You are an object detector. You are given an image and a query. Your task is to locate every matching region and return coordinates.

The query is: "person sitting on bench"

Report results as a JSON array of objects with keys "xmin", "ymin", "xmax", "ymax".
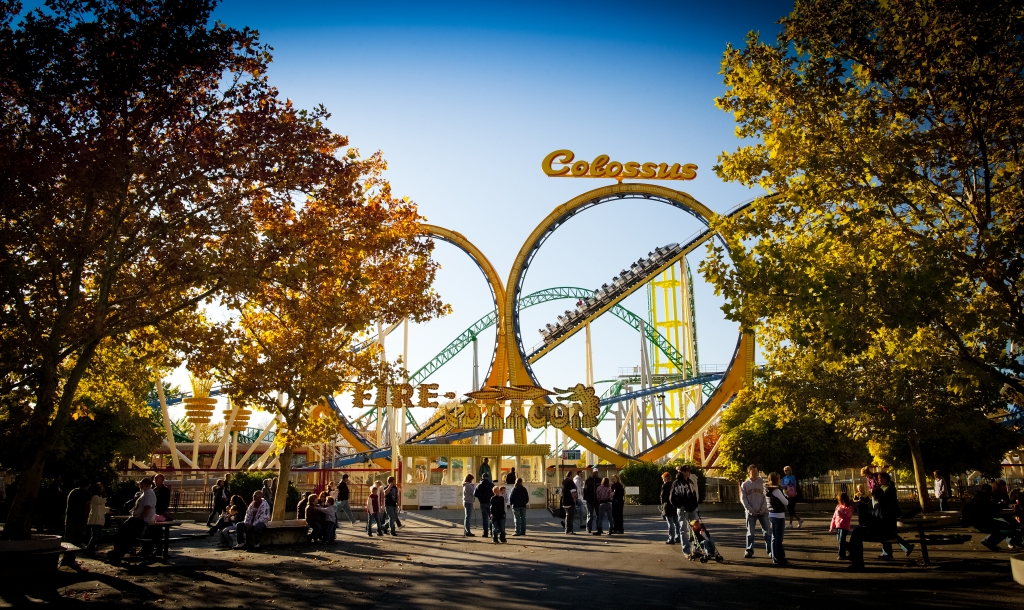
[
  {"xmin": 234, "ymin": 490, "xmax": 270, "ymax": 550},
  {"xmin": 107, "ymin": 478, "xmax": 156, "ymax": 565}
]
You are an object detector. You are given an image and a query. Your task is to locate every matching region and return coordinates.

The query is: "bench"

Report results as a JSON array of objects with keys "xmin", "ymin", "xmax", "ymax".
[{"xmin": 263, "ymin": 520, "xmax": 310, "ymax": 546}]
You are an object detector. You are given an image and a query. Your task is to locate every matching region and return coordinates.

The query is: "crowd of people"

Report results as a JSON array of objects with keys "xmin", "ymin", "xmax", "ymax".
[{"xmin": 7, "ymin": 458, "xmax": 1022, "ymax": 571}]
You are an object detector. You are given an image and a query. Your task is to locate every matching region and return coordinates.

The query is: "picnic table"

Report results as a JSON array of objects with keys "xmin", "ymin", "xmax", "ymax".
[{"xmin": 142, "ymin": 520, "xmax": 183, "ymax": 561}]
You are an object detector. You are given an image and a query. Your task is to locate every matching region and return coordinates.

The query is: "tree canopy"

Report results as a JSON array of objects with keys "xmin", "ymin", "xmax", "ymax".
[
  {"xmin": 703, "ymin": 0, "xmax": 1023, "ymax": 502},
  {"xmin": 0, "ymin": 0, "xmax": 441, "ymax": 538}
]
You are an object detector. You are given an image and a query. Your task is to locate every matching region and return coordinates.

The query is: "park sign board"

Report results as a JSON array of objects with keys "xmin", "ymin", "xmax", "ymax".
[
  {"xmin": 542, "ymin": 149, "xmax": 697, "ymax": 182},
  {"xmin": 350, "ymin": 382, "xmax": 600, "ymax": 431}
]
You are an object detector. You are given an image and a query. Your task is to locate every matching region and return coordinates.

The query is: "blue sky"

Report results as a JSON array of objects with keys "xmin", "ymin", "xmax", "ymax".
[{"xmin": 159, "ymin": 1, "xmax": 793, "ymax": 426}]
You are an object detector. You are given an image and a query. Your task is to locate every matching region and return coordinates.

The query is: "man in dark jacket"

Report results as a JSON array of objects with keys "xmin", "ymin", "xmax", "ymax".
[
  {"xmin": 474, "ymin": 477, "xmax": 495, "ymax": 538},
  {"xmin": 877, "ymin": 472, "xmax": 912, "ymax": 558},
  {"xmin": 510, "ymin": 478, "xmax": 530, "ymax": 536},
  {"xmin": 337, "ymin": 474, "xmax": 356, "ymax": 524},
  {"xmin": 583, "ymin": 468, "xmax": 601, "ymax": 533}
]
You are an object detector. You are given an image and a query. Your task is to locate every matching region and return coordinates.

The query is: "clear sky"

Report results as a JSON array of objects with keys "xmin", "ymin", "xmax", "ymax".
[{"xmin": 159, "ymin": 0, "xmax": 793, "ymax": 428}]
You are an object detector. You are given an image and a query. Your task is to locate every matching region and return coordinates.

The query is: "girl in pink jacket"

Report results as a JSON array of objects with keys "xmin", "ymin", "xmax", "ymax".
[{"xmin": 830, "ymin": 492, "xmax": 854, "ymax": 560}]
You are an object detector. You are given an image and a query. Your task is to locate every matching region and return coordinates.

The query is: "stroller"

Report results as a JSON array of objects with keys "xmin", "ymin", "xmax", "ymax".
[{"xmin": 687, "ymin": 516, "xmax": 724, "ymax": 563}]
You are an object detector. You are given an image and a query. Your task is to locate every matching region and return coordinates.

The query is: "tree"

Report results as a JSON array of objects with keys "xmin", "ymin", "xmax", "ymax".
[
  {"xmin": 219, "ymin": 167, "xmax": 448, "ymax": 520},
  {"xmin": 717, "ymin": 376, "xmax": 871, "ymax": 481},
  {"xmin": 0, "ymin": 0, "xmax": 370, "ymax": 539},
  {"xmin": 703, "ymin": 0, "xmax": 1024, "ymax": 510}
]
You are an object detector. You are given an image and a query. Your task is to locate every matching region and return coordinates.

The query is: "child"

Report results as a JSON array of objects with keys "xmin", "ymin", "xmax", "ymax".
[
  {"xmin": 366, "ymin": 482, "xmax": 382, "ymax": 537},
  {"xmin": 853, "ymin": 484, "xmax": 872, "ymax": 526},
  {"xmin": 489, "ymin": 486, "xmax": 507, "ymax": 544},
  {"xmin": 317, "ymin": 496, "xmax": 338, "ymax": 543},
  {"xmin": 765, "ymin": 471, "xmax": 789, "ymax": 566},
  {"xmin": 830, "ymin": 492, "xmax": 854, "ymax": 560},
  {"xmin": 689, "ymin": 519, "xmax": 717, "ymax": 557}
]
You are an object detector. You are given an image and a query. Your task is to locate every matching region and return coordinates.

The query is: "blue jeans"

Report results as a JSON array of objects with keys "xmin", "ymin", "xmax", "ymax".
[
  {"xmin": 492, "ymin": 516, "xmax": 506, "ymax": 541},
  {"xmin": 382, "ymin": 506, "xmax": 398, "ymax": 535},
  {"xmin": 480, "ymin": 503, "xmax": 490, "ymax": 536},
  {"xmin": 597, "ymin": 503, "xmax": 613, "ymax": 533},
  {"xmin": 366, "ymin": 512, "xmax": 381, "ymax": 535},
  {"xmin": 746, "ymin": 512, "xmax": 770, "ymax": 554},
  {"xmin": 586, "ymin": 501, "xmax": 598, "ymax": 532},
  {"xmin": 464, "ymin": 502, "xmax": 474, "ymax": 534},
  {"xmin": 981, "ymin": 518, "xmax": 1016, "ymax": 547},
  {"xmin": 770, "ymin": 516, "xmax": 786, "ymax": 562},
  {"xmin": 513, "ymin": 507, "xmax": 526, "ymax": 535},
  {"xmin": 836, "ymin": 528, "xmax": 848, "ymax": 557},
  {"xmin": 677, "ymin": 508, "xmax": 697, "ymax": 553},
  {"xmin": 664, "ymin": 510, "xmax": 681, "ymax": 542},
  {"xmin": 938, "ymin": 497, "xmax": 949, "ymax": 512}
]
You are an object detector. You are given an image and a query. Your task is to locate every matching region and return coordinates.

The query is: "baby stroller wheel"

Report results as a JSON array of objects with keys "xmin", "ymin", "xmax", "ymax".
[
  {"xmin": 715, "ymin": 555, "xmax": 724, "ymax": 563},
  {"xmin": 700, "ymin": 556, "xmax": 708, "ymax": 563}
]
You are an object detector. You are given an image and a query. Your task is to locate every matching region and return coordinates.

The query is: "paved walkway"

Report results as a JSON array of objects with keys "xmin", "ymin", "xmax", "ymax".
[{"xmin": 1, "ymin": 510, "xmax": 1019, "ymax": 608}]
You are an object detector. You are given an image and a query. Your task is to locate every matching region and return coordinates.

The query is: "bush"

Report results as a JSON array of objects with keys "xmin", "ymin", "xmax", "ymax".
[
  {"xmin": 618, "ymin": 460, "xmax": 705, "ymax": 505},
  {"xmin": 226, "ymin": 471, "xmax": 299, "ymax": 511}
]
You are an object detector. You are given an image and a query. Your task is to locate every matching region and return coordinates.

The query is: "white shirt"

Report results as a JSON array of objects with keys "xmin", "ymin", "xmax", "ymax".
[
  {"xmin": 132, "ymin": 488, "xmax": 157, "ymax": 524},
  {"xmin": 87, "ymin": 495, "xmax": 109, "ymax": 526},
  {"xmin": 572, "ymin": 476, "xmax": 583, "ymax": 500}
]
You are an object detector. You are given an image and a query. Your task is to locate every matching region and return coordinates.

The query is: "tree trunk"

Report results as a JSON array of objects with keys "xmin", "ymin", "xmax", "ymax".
[
  {"xmin": 908, "ymin": 431, "xmax": 932, "ymax": 513},
  {"xmin": 2, "ymin": 341, "xmax": 98, "ymax": 540},
  {"xmin": 272, "ymin": 445, "xmax": 294, "ymax": 521}
]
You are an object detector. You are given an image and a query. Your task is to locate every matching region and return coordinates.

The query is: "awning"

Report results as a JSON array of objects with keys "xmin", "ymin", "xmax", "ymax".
[{"xmin": 398, "ymin": 443, "xmax": 550, "ymax": 458}]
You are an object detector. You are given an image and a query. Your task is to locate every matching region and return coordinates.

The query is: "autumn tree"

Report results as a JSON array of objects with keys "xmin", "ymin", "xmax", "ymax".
[
  {"xmin": 703, "ymin": 0, "xmax": 1024, "ymax": 508},
  {"xmin": 220, "ymin": 170, "xmax": 447, "ymax": 520},
  {"xmin": 0, "ymin": 0, "xmax": 364, "ymax": 539}
]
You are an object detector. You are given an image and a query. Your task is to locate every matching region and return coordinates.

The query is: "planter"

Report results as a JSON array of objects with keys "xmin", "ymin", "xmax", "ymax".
[
  {"xmin": 0, "ymin": 534, "xmax": 63, "ymax": 553},
  {"xmin": 1011, "ymin": 553, "xmax": 1024, "ymax": 586}
]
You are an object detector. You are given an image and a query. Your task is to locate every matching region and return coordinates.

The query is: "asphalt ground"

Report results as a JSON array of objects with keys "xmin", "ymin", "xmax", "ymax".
[{"xmin": 1, "ymin": 509, "xmax": 1020, "ymax": 608}]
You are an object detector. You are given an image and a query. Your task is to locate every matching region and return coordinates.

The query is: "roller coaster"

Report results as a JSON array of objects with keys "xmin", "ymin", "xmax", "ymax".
[{"xmin": 152, "ymin": 183, "xmax": 757, "ymax": 470}]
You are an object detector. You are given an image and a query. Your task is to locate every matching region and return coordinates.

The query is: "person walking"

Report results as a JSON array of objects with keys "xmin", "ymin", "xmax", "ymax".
[
  {"xmin": 781, "ymin": 466, "xmax": 803, "ymax": 528},
  {"xmin": 573, "ymin": 470, "xmax": 585, "ymax": 529},
  {"xmin": 381, "ymin": 476, "xmax": 400, "ymax": 536},
  {"xmin": 64, "ymin": 478, "xmax": 91, "ymax": 549},
  {"xmin": 207, "ymin": 479, "xmax": 228, "ymax": 527},
  {"xmin": 583, "ymin": 467, "xmax": 601, "ymax": 533},
  {"xmin": 610, "ymin": 474, "xmax": 625, "ymax": 534},
  {"xmin": 660, "ymin": 471, "xmax": 680, "ymax": 545},
  {"xmin": 671, "ymin": 465, "xmax": 700, "ymax": 558},
  {"xmin": 561, "ymin": 472, "xmax": 579, "ymax": 534},
  {"xmin": 337, "ymin": 474, "xmax": 357, "ymax": 525},
  {"xmin": 510, "ymin": 478, "xmax": 529, "ymax": 536},
  {"xmin": 740, "ymin": 464, "xmax": 770, "ymax": 558},
  {"xmin": 365, "ymin": 482, "xmax": 383, "ymax": 537},
  {"xmin": 765, "ymin": 471, "xmax": 789, "ymax": 566},
  {"xmin": 595, "ymin": 477, "xmax": 614, "ymax": 535},
  {"xmin": 474, "ymin": 475, "xmax": 494, "ymax": 538},
  {"xmin": 934, "ymin": 470, "xmax": 951, "ymax": 512},
  {"xmin": 877, "ymin": 472, "xmax": 913, "ymax": 556},
  {"xmin": 830, "ymin": 492, "xmax": 854, "ymax": 560},
  {"xmin": 489, "ymin": 486, "xmax": 508, "ymax": 543},
  {"xmin": 462, "ymin": 474, "xmax": 477, "ymax": 537},
  {"xmin": 84, "ymin": 482, "xmax": 109, "ymax": 557}
]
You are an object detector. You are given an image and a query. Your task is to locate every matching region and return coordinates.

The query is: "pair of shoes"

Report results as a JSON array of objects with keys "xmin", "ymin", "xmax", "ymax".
[
  {"xmin": 232, "ymin": 544, "xmax": 244, "ymax": 550},
  {"xmin": 500, "ymin": 538, "xmax": 507, "ymax": 543},
  {"xmin": 493, "ymin": 539, "xmax": 500, "ymax": 544},
  {"xmin": 367, "ymin": 534, "xmax": 373, "ymax": 538},
  {"xmin": 513, "ymin": 533, "xmax": 522, "ymax": 536},
  {"xmin": 593, "ymin": 531, "xmax": 602, "ymax": 536},
  {"xmin": 744, "ymin": 551, "xmax": 753, "ymax": 558},
  {"xmin": 903, "ymin": 544, "xmax": 914, "ymax": 556},
  {"xmin": 465, "ymin": 532, "xmax": 475, "ymax": 537},
  {"xmin": 398, "ymin": 523, "xmax": 405, "ymax": 528},
  {"xmin": 390, "ymin": 533, "xmax": 397, "ymax": 537},
  {"xmin": 877, "ymin": 553, "xmax": 892, "ymax": 560},
  {"xmin": 252, "ymin": 543, "xmax": 260, "ymax": 549},
  {"xmin": 774, "ymin": 559, "xmax": 789, "ymax": 566},
  {"xmin": 981, "ymin": 540, "xmax": 1001, "ymax": 552},
  {"xmin": 797, "ymin": 519, "xmax": 804, "ymax": 529},
  {"xmin": 838, "ymin": 554, "xmax": 847, "ymax": 560}
]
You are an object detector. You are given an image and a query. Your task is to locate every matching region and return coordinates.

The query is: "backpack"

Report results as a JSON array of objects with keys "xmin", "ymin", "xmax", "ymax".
[{"xmin": 671, "ymin": 477, "xmax": 699, "ymax": 512}]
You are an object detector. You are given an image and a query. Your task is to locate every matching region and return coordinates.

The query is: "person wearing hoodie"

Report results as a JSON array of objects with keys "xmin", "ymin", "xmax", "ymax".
[
  {"xmin": 765, "ymin": 471, "xmax": 789, "ymax": 566},
  {"xmin": 474, "ymin": 476, "xmax": 495, "ymax": 539},
  {"xmin": 509, "ymin": 478, "xmax": 530, "ymax": 536},
  {"xmin": 740, "ymin": 464, "xmax": 770, "ymax": 559},
  {"xmin": 462, "ymin": 474, "xmax": 477, "ymax": 537},
  {"xmin": 489, "ymin": 486, "xmax": 508, "ymax": 543}
]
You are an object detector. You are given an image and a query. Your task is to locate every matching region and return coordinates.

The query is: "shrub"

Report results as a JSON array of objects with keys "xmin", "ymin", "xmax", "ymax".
[
  {"xmin": 226, "ymin": 471, "xmax": 299, "ymax": 511},
  {"xmin": 618, "ymin": 459, "xmax": 705, "ymax": 505}
]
